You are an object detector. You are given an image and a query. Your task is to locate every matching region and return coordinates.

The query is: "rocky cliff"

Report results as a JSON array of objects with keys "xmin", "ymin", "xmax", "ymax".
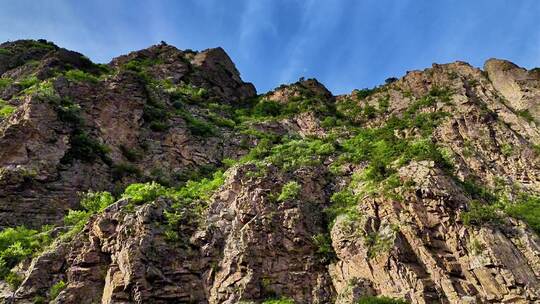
[{"xmin": 0, "ymin": 40, "xmax": 539, "ymax": 304}]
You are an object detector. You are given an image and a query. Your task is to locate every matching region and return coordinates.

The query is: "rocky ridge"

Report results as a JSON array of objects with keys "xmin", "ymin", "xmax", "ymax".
[{"xmin": 0, "ymin": 40, "xmax": 538, "ymax": 303}]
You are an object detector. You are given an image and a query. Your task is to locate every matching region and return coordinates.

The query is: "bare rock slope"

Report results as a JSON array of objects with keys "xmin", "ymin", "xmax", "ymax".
[{"xmin": 0, "ymin": 40, "xmax": 539, "ymax": 304}]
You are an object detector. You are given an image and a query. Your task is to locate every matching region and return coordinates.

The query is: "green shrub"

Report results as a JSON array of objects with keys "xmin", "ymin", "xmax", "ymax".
[
  {"xmin": 321, "ymin": 116, "xmax": 338, "ymax": 128},
  {"xmin": 356, "ymin": 296, "xmax": 408, "ymax": 304},
  {"xmin": 123, "ymin": 60, "xmax": 144, "ymax": 72},
  {"xmin": 533, "ymin": 144, "xmax": 540, "ymax": 156},
  {"xmin": 326, "ymin": 189, "xmax": 360, "ymax": 227},
  {"xmin": 312, "ymin": 233, "xmax": 335, "ymax": 262},
  {"xmin": 177, "ymin": 110, "xmax": 215, "ymax": 137},
  {"xmin": 149, "ymin": 121, "xmax": 169, "ymax": 132},
  {"xmin": 119, "ymin": 145, "xmax": 142, "ymax": 162},
  {"xmin": 459, "ymin": 179, "xmax": 498, "ymax": 203},
  {"xmin": 22, "ymin": 80, "xmax": 57, "ymax": 98},
  {"xmin": 0, "ymin": 48, "xmax": 12, "ymax": 56},
  {"xmin": 53, "ymin": 97, "xmax": 110, "ymax": 165},
  {"xmin": 56, "ymin": 101, "xmax": 82, "ymax": 125},
  {"xmin": 172, "ymin": 170, "xmax": 225, "ymax": 202},
  {"xmin": 517, "ymin": 109, "xmax": 535, "ymax": 123},
  {"xmin": 364, "ymin": 228, "xmax": 397, "ymax": 259},
  {"xmin": 122, "ymin": 58, "xmax": 162, "ymax": 73},
  {"xmin": 262, "ymin": 298, "xmax": 295, "ymax": 304},
  {"xmin": 377, "ymin": 96, "xmax": 390, "ymax": 113},
  {"xmin": 143, "ymin": 103, "xmax": 167, "ymax": 122},
  {"xmin": 143, "ymin": 103, "xmax": 169, "ymax": 132},
  {"xmin": 61, "ymin": 132, "xmax": 110, "ymax": 164},
  {"xmin": 461, "ymin": 200, "xmax": 502, "ymax": 226},
  {"xmin": 63, "ymin": 209, "xmax": 89, "ymax": 227},
  {"xmin": 277, "ymin": 181, "xmax": 301, "ymax": 202},
  {"xmin": 49, "ymin": 280, "xmax": 66, "ymax": 300},
  {"xmin": 62, "ymin": 192, "xmax": 115, "ymax": 240},
  {"xmin": 25, "ymin": 40, "xmax": 56, "ymax": 51},
  {"xmin": 64, "ymin": 69, "xmax": 99, "ymax": 83},
  {"xmin": 0, "ymin": 99, "xmax": 16, "ymax": 118},
  {"xmin": 80, "ymin": 192, "xmax": 115, "ymax": 213},
  {"xmin": 363, "ymin": 104, "xmax": 377, "ymax": 119},
  {"xmin": 208, "ymin": 112, "xmax": 236, "ymax": 128},
  {"xmin": 0, "ymin": 77, "xmax": 13, "ymax": 91},
  {"xmin": 166, "ymin": 84, "xmax": 208, "ymax": 103},
  {"xmin": 174, "ymin": 163, "xmax": 218, "ymax": 185},
  {"xmin": 17, "ymin": 76, "xmax": 39, "ymax": 90},
  {"xmin": 0, "ymin": 226, "xmax": 52, "ymax": 279},
  {"xmin": 147, "ymin": 168, "xmax": 173, "ymax": 187},
  {"xmin": 262, "ymin": 138, "xmax": 335, "ymax": 171},
  {"xmin": 468, "ymin": 238, "xmax": 485, "ymax": 255},
  {"xmin": 355, "ymin": 88, "xmax": 376, "ymax": 100},
  {"xmin": 122, "ymin": 182, "xmax": 169, "ymax": 205},
  {"xmin": 164, "ymin": 171, "xmax": 225, "ymax": 241},
  {"xmin": 242, "ymin": 89, "xmax": 332, "ymax": 120},
  {"xmin": 501, "ymin": 143, "xmax": 513, "ymax": 156},
  {"xmin": 337, "ymin": 89, "xmax": 452, "ymax": 188},
  {"xmin": 505, "ymin": 194, "xmax": 540, "ymax": 233},
  {"xmin": 185, "ymin": 116, "xmax": 214, "ymax": 136},
  {"xmin": 385, "ymin": 77, "xmax": 398, "ymax": 84},
  {"xmin": 5, "ymin": 271, "xmax": 22, "ymax": 289},
  {"xmin": 253, "ymin": 99, "xmax": 281, "ymax": 117}
]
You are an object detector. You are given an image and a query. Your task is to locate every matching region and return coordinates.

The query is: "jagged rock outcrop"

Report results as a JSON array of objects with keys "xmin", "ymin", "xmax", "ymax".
[
  {"xmin": 0, "ymin": 40, "xmax": 539, "ymax": 304},
  {"xmin": 0, "ymin": 40, "xmax": 256, "ymax": 228},
  {"xmin": 484, "ymin": 59, "xmax": 540, "ymax": 119}
]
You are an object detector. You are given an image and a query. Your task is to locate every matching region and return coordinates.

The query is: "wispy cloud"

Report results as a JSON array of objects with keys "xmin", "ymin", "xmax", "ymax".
[
  {"xmin": 238, "ymin": 0, "xmax": 278, "ymax": 60},
  {"xmin": 276, "ymin": 0, "xmax": 346, "ymax": 86},
  {"xmin": 0, "ymin": 0, "xmax": 538, "ymax": 93}
]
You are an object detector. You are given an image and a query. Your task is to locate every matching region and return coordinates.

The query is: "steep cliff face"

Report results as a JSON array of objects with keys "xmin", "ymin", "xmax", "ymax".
[
  {"xmin": 0, "ymin": 40, "xmax": 539, "ymax": 304},
  {"xmin": 0, "ymin": 40, "xmax": 255, "ymax": 228}
]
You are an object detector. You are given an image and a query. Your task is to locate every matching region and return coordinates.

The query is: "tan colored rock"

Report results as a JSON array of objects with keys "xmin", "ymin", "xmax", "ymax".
[{"xmin": 485, "ymin": 58, "xmax": 540, "ymax": 120}]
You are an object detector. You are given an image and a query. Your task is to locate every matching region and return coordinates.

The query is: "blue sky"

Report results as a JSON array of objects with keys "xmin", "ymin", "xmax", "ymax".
[{"xmin": 0, "ymin": 0, "xmax": 539, "ymax": 94}]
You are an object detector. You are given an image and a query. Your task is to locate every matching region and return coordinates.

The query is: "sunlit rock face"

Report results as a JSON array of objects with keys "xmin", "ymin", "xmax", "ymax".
[{"xmin": 0, "ymin": 40, "xmax": 539, "ymax": 304}]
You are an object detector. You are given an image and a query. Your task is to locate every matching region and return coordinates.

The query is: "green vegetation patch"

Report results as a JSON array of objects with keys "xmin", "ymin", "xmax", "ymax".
[
  {"xmin": 121, "ymin": 171, "xmax": 226, "ymax": 242},
  {"xmin": 505, "ymin": 194, "xmax": 540, "ymax": 233},
  {"xmin": 143, "ymin": 101, "xmax": 170, "ymax": 132},
  {"xmin": 312, "ymin": 232, "xmax": 336, "ymax": 262},
  {"xmin": 0, "ymin": 225, "xmax": 52, "ymax": 284},
  {"xmin": 517, "ymin": 109, "xmax": 535, "ymax": 123},
  {"xmin": 0, "ymin": 48, "xmax": 12, "ymax": 56},
  {"xmin": 335, "ymin": 88, "xmax": 453, "ymax": 183},
  {"xmin": 177, "ymin": 109, "xmax": 215, "ymax": 137},
  {"xmin": 164, "ymin": 171, "xmax": 226, "ymax": 241},
  {"xmin": 356, "ymin": 296, "xmax": 408, "ymax": 304},
  {"xmin": 326, "ymin": 189, "xmax": 360, "ymax": 227},
  {"xmin": 61, "ymin": 132, "xmax": 111, "ymax": 164},
  {"xmin": 112, "ymin": 162, "xmax": 141, "ymax": 181},
  {"xmin": 123, "ymin": 57, "xmax": 163, "ymax": 74},
  {"xmin": 277, "ymin": 181, "xmax": 301, "ymax": 202},
  {"xmin": 62, "ymin": 192, "xmax": 115, "ymax": 240},
  {"xmin": 167, "ymin": 83, "xmax": 208, "ymax": 103},
  {"xmin": 17, "ymin": 75, "xmax": 39, "ymax": 90},
  {"xmin": 0, "ymin": 77, "xmax": 13, "ymax": 91},
  {"xmin": 64, "ymin": 69, "xmax": 99, "ymax": 83},
  {"xmin": 243, "ymin": 137, "xmax": 335, "ymax": 172},
  {"xmin": 49, "ymin": 280, "xmax": 66, "ymax": 300},
  {"xmin": 0, "ymin": 99, "xmax": 16, "ymax": 118},
  {"xmin": 461, "ymin": 200, "xmax": 502, "ymax": 226},
  {"xmin": 459, "ymin": 178, "xmax": 540, "ymax": 234},
  {"xmin": 262, "ymin": 298, "xmax": 295, "ymax": 304}
]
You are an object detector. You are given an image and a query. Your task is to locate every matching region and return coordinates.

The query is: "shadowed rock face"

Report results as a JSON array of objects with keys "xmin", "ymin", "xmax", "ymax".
[{"xmin": 0, "ymin": 40, "xmax": 540, "ymax": 304}]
